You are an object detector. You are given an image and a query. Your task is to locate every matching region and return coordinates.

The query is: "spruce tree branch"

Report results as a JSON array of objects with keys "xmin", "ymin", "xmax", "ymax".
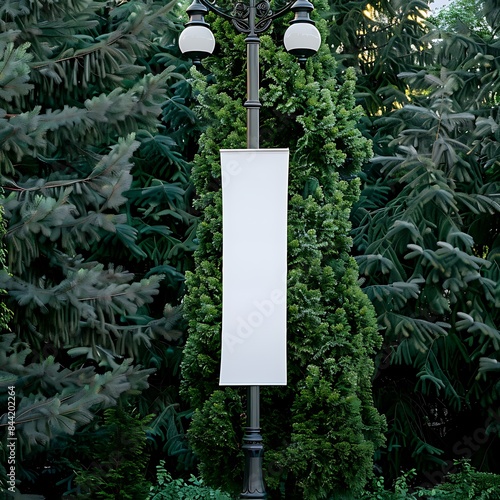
[{"xmin": 31, "ymin": 29, "xmax": 126, "ymax": 69}]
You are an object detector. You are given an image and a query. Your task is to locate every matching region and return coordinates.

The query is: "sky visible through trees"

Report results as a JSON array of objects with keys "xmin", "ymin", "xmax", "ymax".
[{"xmin": 432, "ymin": 0, "xmax": 451, "ymax": 9}]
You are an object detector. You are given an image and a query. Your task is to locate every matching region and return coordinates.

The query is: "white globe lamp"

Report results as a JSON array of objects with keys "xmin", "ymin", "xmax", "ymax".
[
  {"xmin": 283, "ymin": 0, "xmax": 321, "ymax": 63},
  {"xmin": 178, "ymin": 0, "xmax": 215, "ymax": 65}
]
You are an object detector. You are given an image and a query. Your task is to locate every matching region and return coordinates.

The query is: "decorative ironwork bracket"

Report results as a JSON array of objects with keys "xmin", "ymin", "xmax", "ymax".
[{"xmin": 197, "ymin": 0, "xmax": 295, "ymax": 34}]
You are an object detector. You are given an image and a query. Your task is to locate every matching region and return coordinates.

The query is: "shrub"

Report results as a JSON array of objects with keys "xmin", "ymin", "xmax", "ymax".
[
  {"xmin": 73, "ymin": 407, "xmax": 152, "ymax": 500},
  {"xmin": 149, "ymin": 461, "xmax": 234, "ymax": 499},
  {"xmin": 362, "ymin": 461, "xmax": 500, "ymax": 500}
]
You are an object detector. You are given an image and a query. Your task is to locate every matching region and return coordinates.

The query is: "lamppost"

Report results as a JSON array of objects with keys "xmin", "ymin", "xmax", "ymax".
[{"xmin": 178, "ymin": 1, "xmax": 320, "ymax": 498}]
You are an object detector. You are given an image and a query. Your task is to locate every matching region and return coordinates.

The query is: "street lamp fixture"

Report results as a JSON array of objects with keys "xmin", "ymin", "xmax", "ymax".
[
  {"xmin": 283, "ymin": 0, "xmax": 321, "ymax": 63},
  {"xmin": 179, "ymin": 0, "xmax": 321, "ymax": 498},
  {"xmin": 179, "ymin": 0, "xmax": 321, "ymax": 66},
  {"xmin": 178, "ymin": 0, "xmax": 216, "ymax": 66}
]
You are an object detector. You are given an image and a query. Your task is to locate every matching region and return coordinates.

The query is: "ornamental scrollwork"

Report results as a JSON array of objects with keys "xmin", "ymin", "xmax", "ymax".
[{"xmin": 198, "ymin": 0, "xmax": 294, "ymax": 35}]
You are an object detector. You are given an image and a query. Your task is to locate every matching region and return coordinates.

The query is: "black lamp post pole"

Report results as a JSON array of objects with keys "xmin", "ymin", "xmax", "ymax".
[
  {"xmin": 241, "ymin": 2, "xmax": 266, "ymax": 496},
  {"xmin": 241, "ymin": 386, "xmax": 266, "ymax": 498},
  {"xmin": 179, "ymin": 1, "xmax": 320, "ymax": 498},
  {"xmin": 244, "ymin": 0, "xmax": 260, "ymax": 150}
]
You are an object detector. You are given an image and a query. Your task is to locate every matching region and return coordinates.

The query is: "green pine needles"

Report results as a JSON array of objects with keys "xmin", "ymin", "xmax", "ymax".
[
  {"xmin": 0, "ymin": 0, "xmax": 198, "ymax": 494},
  {"xmin": 180, "ymin": 4, "xmax": 386, "ymax": 498},
  {"xmin": 73, "ymin": 407, "xmax": 153, "ymax": 500}
]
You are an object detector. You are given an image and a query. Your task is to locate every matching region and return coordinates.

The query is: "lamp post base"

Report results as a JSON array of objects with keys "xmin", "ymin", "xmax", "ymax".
[
  {"xmin": 240, "ymin": 426, "xmax": 266, "ymax": 499},
  {"xmin": 240, "ymin": 386, "xmax": 266, "ymax": 499}
]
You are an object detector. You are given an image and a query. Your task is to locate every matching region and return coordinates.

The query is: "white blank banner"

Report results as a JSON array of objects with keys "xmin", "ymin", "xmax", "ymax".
[{"xmin": 220, "ymin": 149, "xmax": 289, "ymax": 386}]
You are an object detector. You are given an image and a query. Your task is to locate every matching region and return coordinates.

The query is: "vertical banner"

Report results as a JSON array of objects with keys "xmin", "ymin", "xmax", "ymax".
[{"xmin": 220, "ymin": 149, "xmax": 289, "ymax": 386}]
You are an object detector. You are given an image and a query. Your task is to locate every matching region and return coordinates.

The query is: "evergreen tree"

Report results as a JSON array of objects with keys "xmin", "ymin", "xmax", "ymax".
[
  {"xmin": 430, "ymin": 0, "xmax": 490, "ymax": 36},
  {"xmin": 351, "ymin": 0, "xmax": 500, "ymax": 482},
  {"xmin": 326, "ymin": 0, "xmax": 433, "ymax": 116},
  {"xmin": 73, "ymin": 406, "xmax": 153, "ymax": 499},
  {"xmin": 0, "ymin": 0, "xmax": 199, "ymax": 494},
  {"xmin": 180, "ymin": 3, "xmax": 386, "ymax": 498}
]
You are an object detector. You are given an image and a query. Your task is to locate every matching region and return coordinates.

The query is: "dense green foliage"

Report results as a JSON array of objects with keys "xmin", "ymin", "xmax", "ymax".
[
  {"xmin": 0, "ymin": 0, "xmax": 199, "ymax": 495},
  {"xmin": 326, "ymin": 0, "xmax": 433, "ymax": 115},
  {"xmin": 149, "ymin": 461, "xmax": 234, "ymax": 499},
  {"xmin": 430, "ymin": 0, "xmax": 490, "ymax": 36},
  {"xmin": 348, "ymin": 0, "xmax": 500, "ymax": 484},
  {"xmin": 73, "ymin": 407, "xmax": 152, "ymax": 499},
  {"xmin": 363, "ymin": 461, "xmax": 500, "ymax": 499},
  {"xmin": 354, "ymin": 68, "xmax": 500, "ymax": 479},
  {"xmin": 1, "ymin": 0, "xmax": 499, "ymax": 496},
  {"xmin": 180, "ymin": 4, "xmax": 386, "ymax": 498}
]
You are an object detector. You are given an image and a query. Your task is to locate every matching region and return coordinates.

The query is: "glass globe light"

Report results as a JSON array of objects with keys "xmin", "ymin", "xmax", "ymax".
[
  {"xmin": 284, "ymin": 23, "xmax": 321, "ymax": 59},
  {"xmin": 178, "ymin": 0, "xmax": 215, "ymax": 64},
  {"xmin": 283, "ymin": 0, "xmax": 321, "ymax": 63}
]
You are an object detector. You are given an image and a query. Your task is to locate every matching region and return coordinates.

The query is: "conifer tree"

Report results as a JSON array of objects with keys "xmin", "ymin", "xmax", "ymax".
[
  {"xmin": 351, "ymin": 0, "xmax": 500, "ymax": 482},
  {"xmin": 180, "ymin": 2, "xmax": 386, "ymax": 498},
  {"xmin": 0, "ymin": 0, "xmax": 198, "ymax": 493},
  {"xmin": 326, "ymin": 0, "xmax": 433, "ymax": 115}
]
